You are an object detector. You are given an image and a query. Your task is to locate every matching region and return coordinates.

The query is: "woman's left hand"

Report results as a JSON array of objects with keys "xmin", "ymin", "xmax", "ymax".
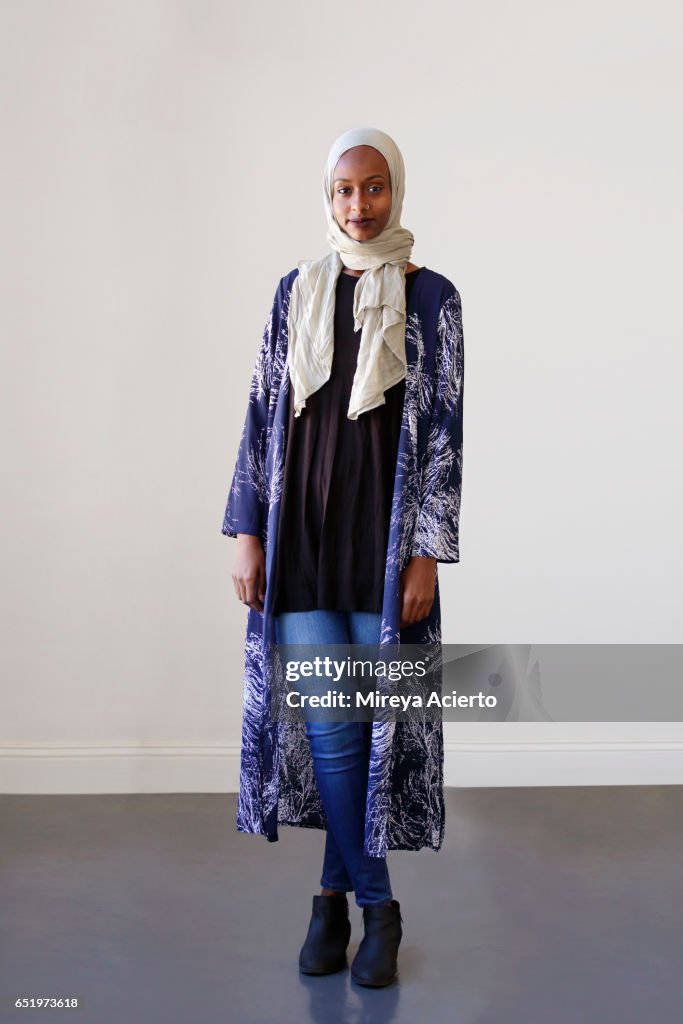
[{"xmin": 399, "ymin": 556, "xmax": 437, "ymax": 628}]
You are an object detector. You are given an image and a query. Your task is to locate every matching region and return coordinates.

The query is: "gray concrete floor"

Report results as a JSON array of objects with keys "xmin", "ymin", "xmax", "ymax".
[{"xmin": 0, "ymin": 787, "xmax": 681, "ymax": 1023}]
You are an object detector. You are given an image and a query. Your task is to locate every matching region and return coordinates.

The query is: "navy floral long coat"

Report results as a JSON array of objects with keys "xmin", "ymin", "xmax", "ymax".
[{"xmin": 221, "ymin": 266, "xmax": 464, "ymax": 857}]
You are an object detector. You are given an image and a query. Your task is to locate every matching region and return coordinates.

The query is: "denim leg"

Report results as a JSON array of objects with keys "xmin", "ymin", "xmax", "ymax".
[
  {"xmin": 319, "ymin": 830, "xmax": 353, "ymax": 893},
  {"xmin": 305, "ymin": 718, "xmax": 392, "ymax": 907},
  {"xmin": 274, "ymin": 609, "xmax": 392, "ymax": 907},
  {"xmin": 345, "ymin": 610, "xmax": 392, "ymax": 905},
  {"xmin": 274, "ymin": 610, "xmax": 353, "ymax": 893}
]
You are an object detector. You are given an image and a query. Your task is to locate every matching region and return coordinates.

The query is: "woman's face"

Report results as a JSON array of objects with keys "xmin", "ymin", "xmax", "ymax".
[{"xmin": 331, "ymin": 145, "xmax": 392, "ymax": 242}]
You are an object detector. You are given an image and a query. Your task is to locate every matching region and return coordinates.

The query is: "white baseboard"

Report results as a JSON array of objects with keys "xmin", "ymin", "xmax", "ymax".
[
  {"xmin": 1, "ymin": 740, "xmax": 683, "ymax": 793},
  {"xmin": 0, "ymin": 745, "xmax": 243, "ymax": 794}
]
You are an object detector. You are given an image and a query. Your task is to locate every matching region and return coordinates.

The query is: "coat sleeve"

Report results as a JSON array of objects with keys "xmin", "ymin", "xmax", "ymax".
[
  {"xmin": 410, "ymin": 286, "xmax": 465, "ymax": 563},
  {"xmin": 220, "ymin": 281, "xmax": 282, "ymax": 540}
]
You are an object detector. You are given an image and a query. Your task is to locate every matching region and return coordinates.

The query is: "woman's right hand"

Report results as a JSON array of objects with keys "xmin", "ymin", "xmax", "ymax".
[{"xmin": 232, "ymin": 534, "xmax": 266, "ymax": 613}]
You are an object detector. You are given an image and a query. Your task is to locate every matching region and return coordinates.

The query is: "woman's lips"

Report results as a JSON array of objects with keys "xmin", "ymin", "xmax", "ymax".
[{"xmin": 349, "ymin": 219, "xmax": 374, "ymax": 225}]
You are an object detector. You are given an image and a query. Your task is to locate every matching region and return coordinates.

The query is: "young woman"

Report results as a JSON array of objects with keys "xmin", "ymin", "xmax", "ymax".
[{"xmin": 221, "ymin": 126, "xmax": 464, "ymax": 987}]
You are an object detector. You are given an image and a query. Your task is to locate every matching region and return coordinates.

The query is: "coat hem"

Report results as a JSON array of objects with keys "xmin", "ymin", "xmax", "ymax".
[{"xmin": 238, "ymin": 816, "xmax": 445, "ymax": 854}]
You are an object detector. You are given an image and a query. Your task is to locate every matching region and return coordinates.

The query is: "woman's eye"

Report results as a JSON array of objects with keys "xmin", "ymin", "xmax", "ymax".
[{"xmin": 336, "ymin": 185, "xmax": 383, "ymax": 195}]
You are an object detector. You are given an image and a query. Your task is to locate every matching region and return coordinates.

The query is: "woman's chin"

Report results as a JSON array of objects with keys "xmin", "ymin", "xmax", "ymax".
[{"xmin": 346, "ymin": 229, "xmax": 380, "ymax": 243}]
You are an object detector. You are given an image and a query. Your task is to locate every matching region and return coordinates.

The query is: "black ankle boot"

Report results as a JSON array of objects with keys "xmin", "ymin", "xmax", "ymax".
[
  {"xmin": 351, "ymin": 899, "xmax": 403, "ymax": 987},
  {"xmin": 299, "ymin": 894, "xmax": 352, "ymax": 975}
]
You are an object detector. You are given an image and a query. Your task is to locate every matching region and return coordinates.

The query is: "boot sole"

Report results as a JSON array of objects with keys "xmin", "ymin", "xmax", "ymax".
[
  {"xmin": 299, "ymin": 958, "xmax": 348, "ymax": 975},
  {"xmin": 351, "ymin": 969, "xmax": 398, "ymax": 987}
]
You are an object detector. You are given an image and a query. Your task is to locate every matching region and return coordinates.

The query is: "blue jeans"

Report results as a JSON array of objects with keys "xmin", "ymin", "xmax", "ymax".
[{"xmin": 273, "ymin": 609, "xmax": 393, "ymax": 908}]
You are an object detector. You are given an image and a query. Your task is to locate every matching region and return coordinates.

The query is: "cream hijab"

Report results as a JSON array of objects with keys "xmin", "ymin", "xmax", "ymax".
[{"xmin": 287, "ymin": 127, "xmax": 415, "ymax": 420}]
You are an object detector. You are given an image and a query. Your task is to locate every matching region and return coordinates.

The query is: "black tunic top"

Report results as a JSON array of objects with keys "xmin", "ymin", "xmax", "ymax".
[{"xmin": 269, "ymin": 267, "xmax": 421, "ymax": 614}]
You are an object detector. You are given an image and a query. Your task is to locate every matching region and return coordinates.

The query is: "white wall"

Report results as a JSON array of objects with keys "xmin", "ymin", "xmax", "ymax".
[{"xmin": 2, "ymin": 0, "xmax": 682, "ymax": 793}]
